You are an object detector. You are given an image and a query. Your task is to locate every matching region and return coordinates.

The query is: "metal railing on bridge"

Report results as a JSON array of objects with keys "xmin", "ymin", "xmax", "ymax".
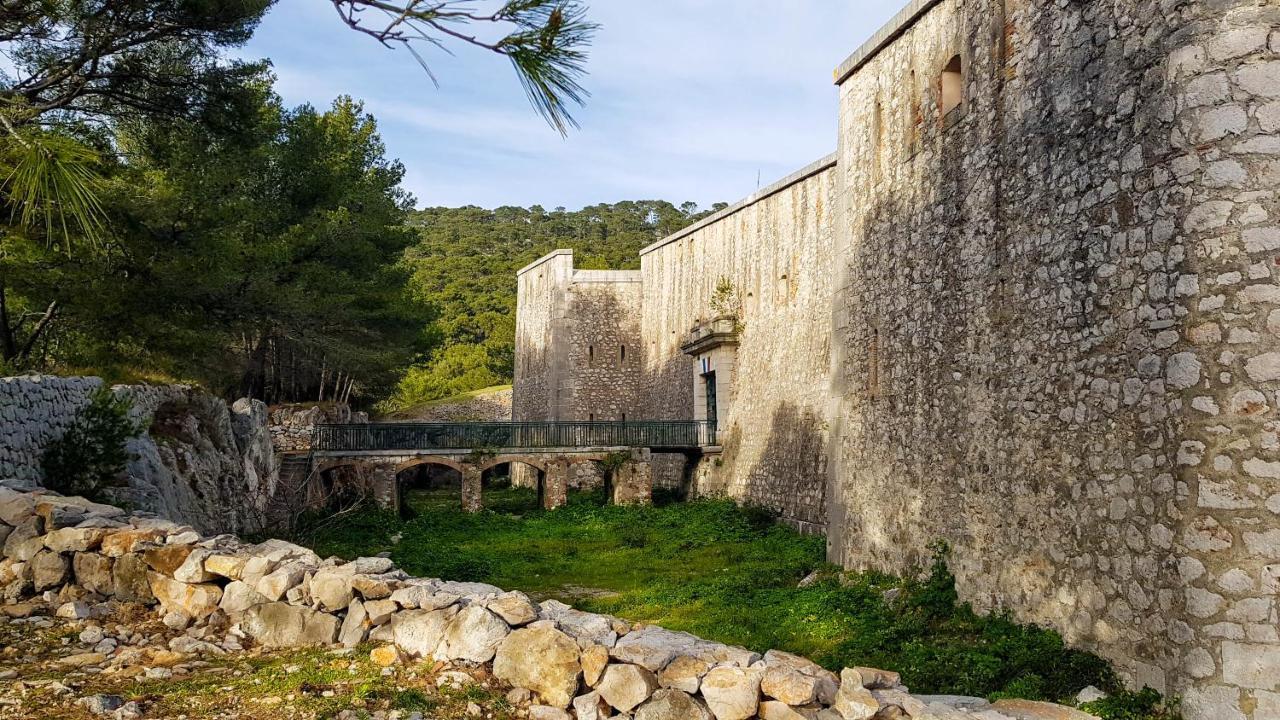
[{"xmin": 311, "ymin": 421, "xmax": 717, "ymax": 452}]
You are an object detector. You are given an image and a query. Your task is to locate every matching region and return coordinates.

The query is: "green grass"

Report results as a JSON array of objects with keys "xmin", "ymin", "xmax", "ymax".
[{"xmin": 306, "ymin": 488, "xmax": 1178, "ymax": 718}]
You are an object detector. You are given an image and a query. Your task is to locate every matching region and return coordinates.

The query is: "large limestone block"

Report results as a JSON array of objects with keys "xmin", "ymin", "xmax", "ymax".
[
  {"xmin": 0, "ymin": 488, "xmax": 38, "ymax": 526},
  {"xmin": 350, "ymin": 574, "xmax": 393, "ymax": 600},
  {"xmin": 391, "ymin": 606, "xmax": 459, "ymax": 658},
  {"xmin": 441, "ymin": 604, "xmax": 510, "ymax": 663},
  {"xmin": 390, "ymin": 584, "xmax": 460, "ymax": 610},
  {"xmin": 112, "ymin": 553, "xmax": 154, "ymax": 602},
  {"xmin": 540, "ymin": 599, "xmax": 618, "ymax": 648},
  {"xmin": 36, "ymin": 497, "xmax": 122, "ymax": 529},
  {"xmin": 831, "ymin": 668, "xmax": 879, "ymax": 720},
  {"xmin": 241, "ymin": 601, "xmax": 340, "ymax": 648},
  {"xmin": 310, "ymin": 568, "xmax": 356, "ymax": 611},
  {"xmin": 43, "ymin": 526, "xmax": 108, "ymax": 553},
  {"xmin": 143, "ymin": 545, "xmax": 195, "ymax": 576},
  {"xmin": 700, "ymin": 666, "xmax": 763, "ymax": 720},
  {"xmin": 990, "ymin": 700, "xmax": 1101, "ymax": 720},
  {"xmin": 203, "ymin": 553, "xmax": 246, "ymax": 580},
  {"xmin": 0, "ymin": 524, "xmax": 10, "ymax": 548},
  {"xmin": 572, "ymin": 691, "xmax": 611, "ymax": 720},
  {"xmin": 173, "ymin": 548, "xmax": 217, "ymax": 583},
  {"xmin": 148, "ymin": 572, "xmax": 222, "ymax": 618},
  {"xmin": 762, "ymin": 665, "xmax": 821, "ymax": 706},
  {"xmin": 339, "ymin": 598, "xmax": 369, "ymax": 648},
  {"xmin": 72, "ymin": 552, "xmax": 114, "ymax": 595},
  {"xmin": 492, "ymin": 625, "xmax": 582, "ymax": 709},
  {"xmin": 364, "ymin": 599, "xmax": 398, "ymax": 626},
  {"xmin": 256, "ymin": 563, "xmax": 306, "ymax": 601},
  {"xmin": 581, "ymin": 644, "xmax": 610, "ymax": 687},
  {"xmin": 249, "ymin": 538, "xmax": 322, "ymax": 566},
  {"xmin": 487, "ymin": 591, "xmax": 539, "ymax": 626},
  {"xmin": 596, "ymin": 663, "xmax": 659, "ymax": 713},
  {"xmin": 220, "ymin": 581, "xmax": 270, "ymax": 614},
  {"xmin": 659, "ymin": 654, "xmax": 709, "ymax": 694},
  {"xmin": 634, "ymin": 689, "xmax": 714, "ymax": 720},
  {"xmin": 3, "ymin": 517, "xmax": 43, "ymax": 561},
  {"xmin": 30, "ymin": 550, "xmax": 70, "ymax": 591},
  {"xmin": 99, "ymin": 528, "xmax": 166, "ymax": 557}
]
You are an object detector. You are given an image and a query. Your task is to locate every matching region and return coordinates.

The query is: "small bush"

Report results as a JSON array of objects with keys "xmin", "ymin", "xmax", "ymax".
[
  {"xmin": 1082, "ymin": 688, "xmax": 1181, "ymax": 720},
  {"xmin": 41, "ymin": 386, "xmax": 141, "ymax": 502}
]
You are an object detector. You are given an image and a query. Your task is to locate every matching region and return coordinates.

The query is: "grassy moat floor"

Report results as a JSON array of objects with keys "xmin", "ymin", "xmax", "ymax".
[{"xmin": 305, "ymin": 487, "xmax": 1179, "ymax": 719}]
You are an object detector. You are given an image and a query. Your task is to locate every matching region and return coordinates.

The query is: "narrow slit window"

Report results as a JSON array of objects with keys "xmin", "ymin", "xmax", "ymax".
[
  {"xmin": 588, "ymin": 345, "xmax": 594, "ymax": 367},
  {"xmin": 620, "ymin": 345, "xmax": 626, "ymax": 364},
  {"xmin": 940, "ymin": 55, "xmax": 963, "ymax": 118}
]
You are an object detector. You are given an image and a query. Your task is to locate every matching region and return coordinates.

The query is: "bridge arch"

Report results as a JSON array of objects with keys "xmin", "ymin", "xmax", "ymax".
[
  {"xmin": 396, "ymin": 456, "xmax": 466, "ymax": 475},
  {"xmin": 479, "ymin": 455, "xmax": 548, "ymax": 473}
]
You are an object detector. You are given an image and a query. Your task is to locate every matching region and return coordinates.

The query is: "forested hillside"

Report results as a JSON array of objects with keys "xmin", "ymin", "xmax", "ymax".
[{"xmin": 385, "ymin": 201, "xmax": 724, "ymax": 411}]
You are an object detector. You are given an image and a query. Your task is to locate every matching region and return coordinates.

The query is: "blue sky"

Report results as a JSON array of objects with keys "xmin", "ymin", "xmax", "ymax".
[{"xmin": 241, "ymin": 1, "xmax": 906, "ymax": 210}]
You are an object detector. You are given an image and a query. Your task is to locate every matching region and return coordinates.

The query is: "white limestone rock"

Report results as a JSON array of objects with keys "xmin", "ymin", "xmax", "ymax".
[{"xmin": 597, "ymin": 663, "xmax": 659, "ymax": 713}]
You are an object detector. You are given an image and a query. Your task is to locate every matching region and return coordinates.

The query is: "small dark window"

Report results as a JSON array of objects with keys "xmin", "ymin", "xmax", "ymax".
[
  {"xmin": 588, "ymin": 345, "xmax": 594, "ymax": 367},
  {"xmin": 620, "ymin": 345, "xmax": 626, "ymax": 363},
  {"xmin": 940, "ymin": 55, "xmax": 963, "ymax": 118},
  {"xmin": 621, "ymin": 412, "xmax": 627, "ymax": 422},
  {"xmin": 589, "ymin": 412, "xmax": 595, "ymax": 422}
]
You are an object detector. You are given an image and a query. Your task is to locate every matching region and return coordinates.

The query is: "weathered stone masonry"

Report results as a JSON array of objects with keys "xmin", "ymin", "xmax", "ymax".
[{"xmin": 514, "ymin": 0, "xmax": 1280, "ymax": 717}]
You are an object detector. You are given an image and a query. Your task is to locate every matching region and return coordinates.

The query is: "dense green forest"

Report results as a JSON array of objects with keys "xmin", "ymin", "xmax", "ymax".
[
  {"xmin": 387, "ymin": 201, "xmax": 724, "ymax": 410},
  {"xmin": 0, "ymin": 0, "xmax": 603, "ymax": 407}
]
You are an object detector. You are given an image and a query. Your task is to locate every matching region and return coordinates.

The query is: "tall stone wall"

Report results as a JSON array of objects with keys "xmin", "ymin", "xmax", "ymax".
[
  {"xmin": 0, "ymin": 375, "xmax": 276, "ymax": 535},
  {"xmin": 826, "ymin": 0, "xmax": 1280, "ymax": 717},
  {"xmin": 514, "ymin": 252, "xmax": 643, "ymax": 423},
  {"xmin": 639, "ymin": 158, "xmax": 836, "ymax": 534}
]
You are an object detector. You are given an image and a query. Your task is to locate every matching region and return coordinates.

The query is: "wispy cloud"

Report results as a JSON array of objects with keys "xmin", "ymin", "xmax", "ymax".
[{"xmin": 242, "ymin": 0, "xmax": 906, "ymax": 209}]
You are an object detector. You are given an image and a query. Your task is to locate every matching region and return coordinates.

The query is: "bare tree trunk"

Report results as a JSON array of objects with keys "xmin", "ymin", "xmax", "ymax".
[
  {"xmin": 16, "ymin": 300, "xmax": 58, "ymax": 363},
  {"xmin": 318, "ymin": 360, "xmax": 328, "ymax": 403}
]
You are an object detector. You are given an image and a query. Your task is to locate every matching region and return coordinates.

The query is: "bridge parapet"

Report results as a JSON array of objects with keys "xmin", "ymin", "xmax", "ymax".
[{"xmin": 312, "ymin": 420, "xmax": 716, "ymax": 452}]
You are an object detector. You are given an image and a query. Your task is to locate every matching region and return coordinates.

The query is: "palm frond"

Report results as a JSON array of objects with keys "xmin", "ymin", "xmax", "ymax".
[{"xmin": 1, "ymin": 130, "xmax": 106, "ymax": 252}]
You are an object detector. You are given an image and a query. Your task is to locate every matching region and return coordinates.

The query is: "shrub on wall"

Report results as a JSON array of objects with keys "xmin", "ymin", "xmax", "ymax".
[{"xmin": 41, "ymin": 386, "xmax": 141, "ymax": 501}]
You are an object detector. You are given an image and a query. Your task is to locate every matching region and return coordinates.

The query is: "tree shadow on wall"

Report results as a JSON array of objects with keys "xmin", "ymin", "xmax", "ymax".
[{"xmin": 734, "ymin": 401, "xmax": 828, "ymax": 535}]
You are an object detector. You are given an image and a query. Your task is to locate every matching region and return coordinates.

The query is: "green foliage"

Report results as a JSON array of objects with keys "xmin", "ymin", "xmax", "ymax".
[
  {"xmin": 387, "ymin": 201, "xmax": 725, "ymax": 409},
  {"xmin": 40, "ymin": 387, "xmax": 141, "ymax": 501},
  {"xmin": 304, "ymin": 489, "xmax": 1174, "ymax": 719},
  {"xmin": 1, "ymin": 130, "xmax": 107, "ymax": 249},
  {"xmin": 1, "ymin": 83, "xmax": 429, "ymax": 402},
  {"xmin": 1081, "ymin": 688, "xmax": 1181, "ymax": 720}
]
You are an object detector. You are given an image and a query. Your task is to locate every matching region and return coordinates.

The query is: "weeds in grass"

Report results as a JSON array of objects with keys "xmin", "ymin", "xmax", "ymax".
[{"xmin": 306, "ymin": 488, "xmax": 1178, "ymax": 720}]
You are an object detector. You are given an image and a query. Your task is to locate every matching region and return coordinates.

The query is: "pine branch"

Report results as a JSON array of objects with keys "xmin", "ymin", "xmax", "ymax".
[{"xmin": 330, "ymin": 0, "xmax": 597, "ymax": 135}]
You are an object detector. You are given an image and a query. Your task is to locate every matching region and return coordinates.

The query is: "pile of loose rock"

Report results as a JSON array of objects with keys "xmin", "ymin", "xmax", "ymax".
[{"xmin": 0, "ymin": 485, "xmax": 1097, "ymax": 720}]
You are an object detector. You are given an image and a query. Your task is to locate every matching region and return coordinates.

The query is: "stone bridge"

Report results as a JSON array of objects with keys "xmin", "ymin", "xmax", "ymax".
[{"xmin": 309, "ymin": 421, "xmax": 713, "ymax": 514}]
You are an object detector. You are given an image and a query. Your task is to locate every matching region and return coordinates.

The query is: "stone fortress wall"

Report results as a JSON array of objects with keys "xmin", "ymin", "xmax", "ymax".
[
  {"xmin": 513, "ymin": 251, "xmax": 643, "ymax": 489},
  {"xmin": 514, "ymin": 250, "xmax": 643, "ymax": 423},
  {"xmin": 0, "ymin": 375, "xmax": 276, "ymax": 535},
  {"xmin": 512, "ymin": 0, "xmax": 1280, "ymax": 716},
  {"xmin": 636, "ymin": 157, "xmax": 838, "ymax": 534},
  {"xmin": 827, "ymin": 0, "xmax": 1280, "ymax": 717}
]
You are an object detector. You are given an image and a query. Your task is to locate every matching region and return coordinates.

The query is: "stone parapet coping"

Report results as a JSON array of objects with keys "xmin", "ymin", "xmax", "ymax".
[
  {"xmin": 639, "ymin": 153, "xmax": 838, "ymax": 258},
  {"xmin": 518, "ymin": 248, "xmax": 574, "ymax": 276},
  {"xmin": 832, "ymin": 0, "xmax": 945, "ymax": 85}
]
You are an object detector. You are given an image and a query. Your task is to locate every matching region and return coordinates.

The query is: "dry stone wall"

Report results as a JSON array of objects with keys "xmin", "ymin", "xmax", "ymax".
[
  {"xmin": 638, "ymin": 159, "xmax": 836, "ymax": 534},
  {"xmin": 828, "ymin": 0, "xmax": 1280, "ymax": 717},
  {"xmin": 0, "ymin": 375, "xmax": 276, "ymax": 535},
  {"xmin": 0, "ymin": 485, "xmax": 1100, "ymax": 720}
]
